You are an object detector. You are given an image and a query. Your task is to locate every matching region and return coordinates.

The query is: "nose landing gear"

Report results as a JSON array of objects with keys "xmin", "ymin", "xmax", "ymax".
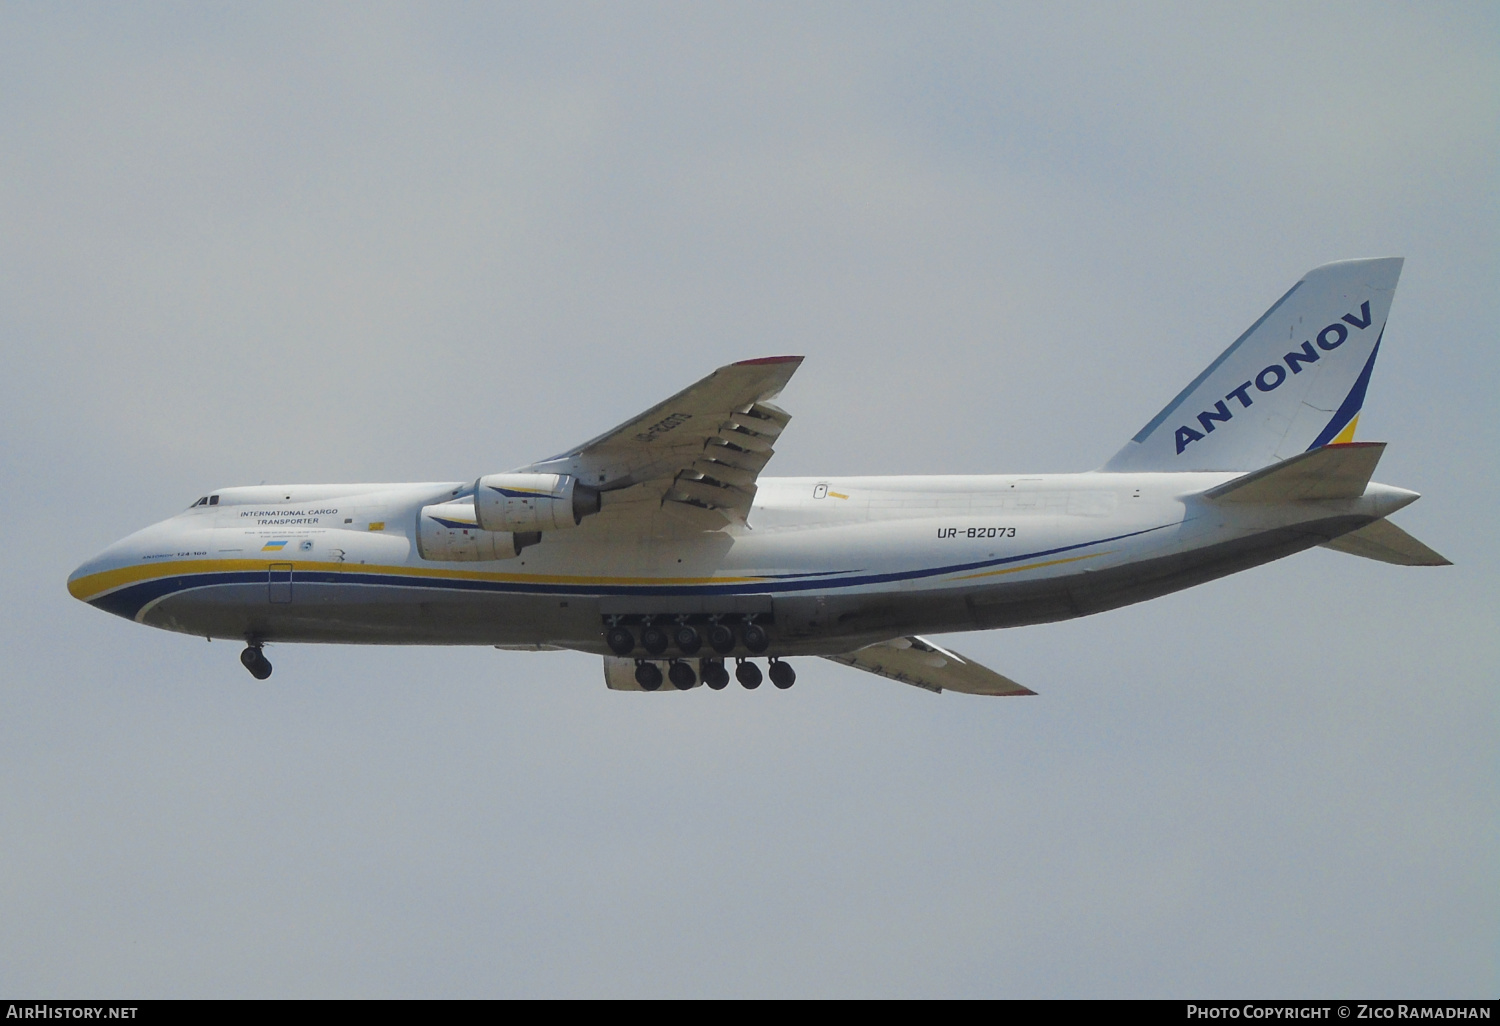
[{"xmin": 240, "ymin": 644, "xmax": 272, "ymax": 680}]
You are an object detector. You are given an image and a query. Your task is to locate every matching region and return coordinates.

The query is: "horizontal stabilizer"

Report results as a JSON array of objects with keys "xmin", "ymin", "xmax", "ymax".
[
  {"xmin": 1320, "ymin": 518, "xmax": 1451, "ymax": 566},
  {"xmin": 824, "ymin": 636, "xmax": 1035, "ymax": 696},
  {"xmin": 1204, "ymin": 442, "xmax": 1385, "ymax": 504}
]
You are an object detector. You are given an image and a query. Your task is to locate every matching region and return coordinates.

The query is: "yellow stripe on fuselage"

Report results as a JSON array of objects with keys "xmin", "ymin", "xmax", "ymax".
[
  {"xmin": 67, "ymin": 558, "xmax": 776, "ymax": 603},
  {"xmin": 70, "ymin": 549, "xmax": 1115, "ymax": 605},
  {"xmin": 951, "ymin": 552, "xmax": 1105, "ymax": 581}
]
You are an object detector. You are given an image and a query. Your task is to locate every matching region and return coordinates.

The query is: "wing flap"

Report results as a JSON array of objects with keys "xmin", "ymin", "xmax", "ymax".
[
  {"xmin": 727, "ymin": 409, "xmax": 787, "ymax": 438},
  {"xmin": 669, "ymin": 476, "xmax": 754, "ymax": 508},
  {"xmin": 689, "ymin": 457, "xmax": 759, "ymax": 489},
  {"xmin": 824, "ymin": 636, "xmax": 1036, "ymax": 696},
  {"xmin": 1320, "ymin": 518, "xmax": 1451, "ymax": 566},
  {"xmin": 701, "ymin": 438, "xmax": 772, "ymax": 473}
]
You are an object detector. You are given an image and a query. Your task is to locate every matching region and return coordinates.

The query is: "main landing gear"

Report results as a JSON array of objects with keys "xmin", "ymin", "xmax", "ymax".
[
  {"xmin": 701, "ymin": 659, "xmax": 730, "ymax": 690},
  {"xmin": 607, "ymin": 615, "xmax": 795, "ymax": 692},
  {"xmin": 240, "ymin": 643, "xmax": 272, "ymax": 680},
  {"xmin": 768, "ymin": 658, "xmax": 796, "ymax": 689},
  {"xmin": 735, "ymin": 659, "xmax": 762, "ymax": 689},
  {"xmin": 734, "ymin": 658, "xmax": 796, "ymax": 690},
  {"xmin": 604, "ymin": 618, "xmax": 772, "ymax": 659},
  {"xmin": 634, "ymin": 660, "xmax": 663, "ymax": 690},
  {"xmin": 631, "ymin": 656, "xmax": 796, "ymax": 692}
]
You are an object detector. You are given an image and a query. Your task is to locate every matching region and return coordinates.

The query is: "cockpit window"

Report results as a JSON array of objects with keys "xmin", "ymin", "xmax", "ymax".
[
  {"xmin": 188, "ymin": 496, "xmax": 209, "ymax": 509},
  {"xmin": 209, "ymin": 495, "xmax": 219, "ymax": 505}
]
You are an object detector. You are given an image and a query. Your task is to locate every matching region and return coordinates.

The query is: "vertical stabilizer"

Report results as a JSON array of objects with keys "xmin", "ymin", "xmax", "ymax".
[{"xmin": 1104, "ymin": 258, "xmax": 1403, "ymax": 472}]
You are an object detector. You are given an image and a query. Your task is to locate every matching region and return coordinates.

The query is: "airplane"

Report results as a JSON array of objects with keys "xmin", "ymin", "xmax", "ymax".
[{"xmin": 67, "ymin": 258, "xmax": 1449, "ymax": 696}]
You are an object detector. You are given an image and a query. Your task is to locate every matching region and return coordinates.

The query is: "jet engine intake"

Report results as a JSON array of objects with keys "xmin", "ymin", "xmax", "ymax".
[
  {"xmin": 474, "ymin": 473, "xmax": 600, "ymax": 533},
  {"xmin": 417, "ymin": 502, "xmax": 534, "ymax": 561}
]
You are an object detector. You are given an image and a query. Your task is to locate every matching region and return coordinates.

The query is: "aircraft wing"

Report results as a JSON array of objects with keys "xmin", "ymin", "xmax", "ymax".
[
  {"xmin": 518, "ymin": 356, "xmax": 803, "ymax": 528},
  {"xmin": 823, "ymin": 636, "xmax": 1036, "ymax": 696}
]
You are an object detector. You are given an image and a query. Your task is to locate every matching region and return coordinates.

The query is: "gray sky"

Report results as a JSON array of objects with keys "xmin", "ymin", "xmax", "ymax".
[{"xmin": 2, "ymin": 1, "xmax": 1495, "ymax": 998}]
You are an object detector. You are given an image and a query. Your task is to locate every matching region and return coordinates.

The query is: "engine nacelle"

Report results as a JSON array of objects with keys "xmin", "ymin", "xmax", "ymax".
[
  {"xmin": 474, "ymin": 473, "xmax": 600, "ymax": 533},
  {"xmin": 416, "ymin": 502, "xmax": 535, "ymax": 562}
]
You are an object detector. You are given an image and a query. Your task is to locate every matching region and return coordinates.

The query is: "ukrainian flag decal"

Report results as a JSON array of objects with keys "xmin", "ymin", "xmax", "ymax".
[{"xmin": 261, "ymin": 540, "xmax": 289, "ymax": 551}]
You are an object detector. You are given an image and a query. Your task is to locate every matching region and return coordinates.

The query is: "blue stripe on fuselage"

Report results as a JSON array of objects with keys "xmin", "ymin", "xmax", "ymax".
[{"xmin": 89, "ymin": 523, "xmax": 1174, "ymax": 621}]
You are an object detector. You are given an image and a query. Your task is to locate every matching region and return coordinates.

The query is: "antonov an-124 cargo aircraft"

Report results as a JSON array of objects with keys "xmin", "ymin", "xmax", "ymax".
[{"xmin": 69, "ymin": 258, "xmax": 1448, "ymax": 695}]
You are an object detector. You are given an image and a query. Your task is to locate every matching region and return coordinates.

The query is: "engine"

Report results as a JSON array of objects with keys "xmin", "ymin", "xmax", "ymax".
[
  {"xmin": 474, "ymin": 473, "xmax": 600, "ymax": 533},
  {"xmin": 416, "ymin": 502, "xmax": 536, "ymax": 562}
]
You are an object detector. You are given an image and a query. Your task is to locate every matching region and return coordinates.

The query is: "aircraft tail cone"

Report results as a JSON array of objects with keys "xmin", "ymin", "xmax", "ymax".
[{"xmin": 1363, "ymin": 483, "xmax": 1420, "ymax": 519}]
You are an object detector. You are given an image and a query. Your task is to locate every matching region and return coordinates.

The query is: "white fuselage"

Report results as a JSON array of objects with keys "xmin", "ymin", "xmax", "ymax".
[{"xmin": 67, "ymin": 472, "xmax": 1414, "ymax": 657}]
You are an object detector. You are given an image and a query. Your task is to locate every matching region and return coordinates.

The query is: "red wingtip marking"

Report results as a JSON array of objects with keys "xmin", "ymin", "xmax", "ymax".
[{"xmin": 734, "ymin": 355, "xmax": 804, "ymax": 366}]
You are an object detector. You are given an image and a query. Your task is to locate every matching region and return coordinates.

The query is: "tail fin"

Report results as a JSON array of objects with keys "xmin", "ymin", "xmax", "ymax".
[{"xmin": 1104, "ymin": 258, "xmax": 1403, "ymax": 472}]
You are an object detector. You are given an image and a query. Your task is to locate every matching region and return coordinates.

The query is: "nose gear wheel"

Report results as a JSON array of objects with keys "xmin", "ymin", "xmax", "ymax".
[{"xmin": 240, "ymin": 644, "xmax": 272, "ymax": 680}]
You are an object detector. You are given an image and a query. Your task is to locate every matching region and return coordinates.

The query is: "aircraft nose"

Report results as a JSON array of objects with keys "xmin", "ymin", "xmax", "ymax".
[
  {"xmin": 69, "ymin": 513, "xmax": 187, "ymax": 604},
  {"xmin": 68, "ymin": 528, "xmax": 148, "ymax": 604},
  {"xmin": 68, "ymin": 550, "xmax": 111, "ymax": 602}
]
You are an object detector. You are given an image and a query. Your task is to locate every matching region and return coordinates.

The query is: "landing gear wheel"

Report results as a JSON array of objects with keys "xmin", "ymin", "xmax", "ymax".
[
  {"xmin": 634, "ymin": 661, "xmax": 663, "ymax": 691},
  {"xmin": 735, "ymin": 659, "xmax": 762, "ymax": 689},
  {"xmin": 668, "ymin": 661, "xmax": 697, "ymax": 690},
  {"xmin": 673, "ymin": 625, "xmax": 702, "ymax": 655},
  {"xmin": 742, "ymin": 623, "xmax": 769, "ymax": 654},
  {"xmin": 240, "ymin": 645, "xmax": 272, "ymax": 680},
  {"xmin": 640, "ymin": 625, "xmax": 669, "ymax": 656},
  {"xmin": 605, "ymin": 626, "xmax": 636, "ymax": 655},
  {"xmin": 708, "ymin": 623, "xmax": 736, "ymax": 654},
  {"xmin": 769, "ymin": 659, "xmax": 796, "ymax": 689},
  {"xmin": 701, "ymin": 660, "xmax": 729, "ymax": 690}
]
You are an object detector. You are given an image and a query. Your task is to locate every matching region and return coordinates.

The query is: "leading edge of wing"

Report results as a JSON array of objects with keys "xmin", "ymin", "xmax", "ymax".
[
  {"xmin": 527, "ymin": 356, "xmax": 803, "ymax": 468},
  {"xmin": 824, "ymin": 636, "xmax": 1036, "ymax": 696}
]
